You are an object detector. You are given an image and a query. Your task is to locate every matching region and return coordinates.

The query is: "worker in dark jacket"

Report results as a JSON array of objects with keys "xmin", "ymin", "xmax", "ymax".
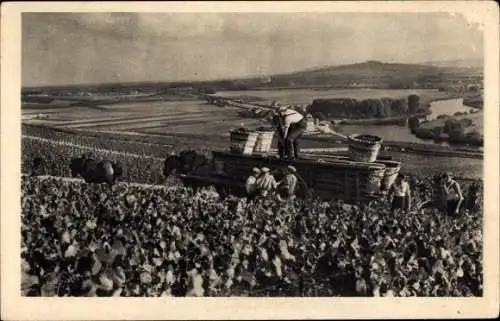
[{"xmin": 277, "ymin": 105, "xmax": 308, "ymax": 160}]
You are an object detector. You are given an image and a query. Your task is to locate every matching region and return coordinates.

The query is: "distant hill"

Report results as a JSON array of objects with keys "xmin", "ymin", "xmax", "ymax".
[
  {"xmin": 265, "ymin": 60, "xmax": 483, "ymax": 88},
  {"xmin": 23, "ymin": 60, "xmax": 483, "ymax": 93}
]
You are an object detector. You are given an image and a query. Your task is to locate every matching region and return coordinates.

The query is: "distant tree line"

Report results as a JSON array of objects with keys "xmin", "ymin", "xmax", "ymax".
[{"xmin": 308, "ymin": 95, "xmax": 427, "ymax": 120}]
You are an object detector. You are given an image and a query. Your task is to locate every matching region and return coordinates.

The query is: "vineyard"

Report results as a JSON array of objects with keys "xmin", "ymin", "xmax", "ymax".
[
  {"xmin": 20, "ymin": 120, "xmax": 485, "ymax": 298},
  {"xmin": 21, "ymin": 175, "xmax": 483, "ymax": 297}
]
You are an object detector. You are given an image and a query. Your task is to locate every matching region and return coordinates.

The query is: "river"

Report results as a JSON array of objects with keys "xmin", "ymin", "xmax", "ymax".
[{"xmin": 336, "ymin": 98, "xmax": 477, "ymax": 146}]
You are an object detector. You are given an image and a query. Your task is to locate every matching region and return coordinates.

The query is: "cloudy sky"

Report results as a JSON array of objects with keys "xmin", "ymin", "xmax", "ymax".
[{"xmin": 22, "ymin": 12, "xmax": 483, "ymax": 86}]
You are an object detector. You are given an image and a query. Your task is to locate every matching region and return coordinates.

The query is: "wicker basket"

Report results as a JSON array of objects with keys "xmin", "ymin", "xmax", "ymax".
[
  {"xmin": 362, "ymin": 167, "xmax": 386, "ymax": 195},
  {"xmin": 229, "ymin": 130, "xmax": 258, "ymax": 155},
  {"xmin": 377, "ymin": 160, "xmax": 401, "ymax": 190},
  {"xmin": 348, "ymin": 134, "xmax": 383, "ymax": 163},
  {"xmin": 253, "ymin": 130, "xmax": 275, "ymax": 153}
]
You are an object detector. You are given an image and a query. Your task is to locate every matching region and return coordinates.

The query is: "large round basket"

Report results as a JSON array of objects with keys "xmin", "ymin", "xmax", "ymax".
[
  {"xmin": 253, "ymin": 130, "xmax": 275, "ymax": 154},
  {"xmin": 348, "ymin": 134, "xmax": 383, "ymax": 163},
  {"xmin": 377, "ymin": 160, "xmax": 402, "ymax": 190},
  {"xmin": 363, "ymin": 167, "xmax": 386, "ymax": 195},
  {"xmin": 229, "ymin": 130, "xmax": 258, "ymax": 155}
]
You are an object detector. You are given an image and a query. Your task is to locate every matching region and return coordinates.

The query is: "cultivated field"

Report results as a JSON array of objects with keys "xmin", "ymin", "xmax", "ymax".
[
  {"xmin": 23, "ymin": 100, "xmax": 265, "ymax": 136},
  {"xmin": 22, "ymin": 89, "xmax": 456, "ymax": 138}
]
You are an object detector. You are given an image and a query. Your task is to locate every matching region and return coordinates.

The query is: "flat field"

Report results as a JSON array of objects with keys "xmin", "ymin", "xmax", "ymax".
[
  {"xmin": 22, "ymin": 89, "xmax": 456, "ymax": 138},
  {"xmin": 22, "ymin": 100, "xmax": 265, "ymax": 136}
]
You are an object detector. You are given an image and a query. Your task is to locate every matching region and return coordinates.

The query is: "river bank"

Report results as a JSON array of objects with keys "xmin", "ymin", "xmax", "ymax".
[{"xmin": 409, "ymin": 97, "xmax": 483, "ymax": 147}]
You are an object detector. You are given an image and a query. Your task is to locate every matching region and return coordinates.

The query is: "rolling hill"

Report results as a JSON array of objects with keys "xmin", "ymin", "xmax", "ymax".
[
  {"xmin": 22, "ymin": 60, "xmax": 483, "ymax": 94},
  {"xmin": 265, "ymin": 60, "xmax": 482, "ymax": 88}
]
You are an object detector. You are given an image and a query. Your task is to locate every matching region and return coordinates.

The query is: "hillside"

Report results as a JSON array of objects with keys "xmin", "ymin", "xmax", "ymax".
[
  {"xmin": 22, "ymin": 60, "xmax": 483, "ymax": 94},
  {"xmin": 267, "ymin": 60, "xmax": 482, "ymax": 88}
]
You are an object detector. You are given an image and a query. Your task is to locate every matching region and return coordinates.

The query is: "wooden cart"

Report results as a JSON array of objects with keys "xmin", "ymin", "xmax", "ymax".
[{"xmin": 193, "ymin": 151, "xmax": 389, "ymax": 203}]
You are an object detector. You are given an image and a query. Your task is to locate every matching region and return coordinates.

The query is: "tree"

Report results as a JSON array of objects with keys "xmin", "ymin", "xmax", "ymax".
[
  {"xmin": 408, "ymin": 94, "xmax": 420, "ymax": 114},
  {"xmin": 201, "ymin": 86, "xmax": 217, "ymax": 95},
  {"xmin": 448, "ymin": 127, "xmax": 466, "ymax": 141},
  {"xmin": 408, "ymin": 116, "xmax": 421, "ymax": 132},
  {"xmin": 390, "ymin": 99, "xmax": 408, "ymax": 116},
  {"xmin": 431, "ymin": 126, "xmax": 443, "ymax": 139},
  {"xmin": 465, "ymin": 131, "xmax": 483, "ymax": 146},
  {"xmin": 459, "ymin": 118, "xmax": 474, "ymax": 128},
  {"xmin": 443, "ymin": 119, "xmax": 461, "ymax": 134},
  {"xmin": 414, "ymin": 127, "xmax": 435, "ymax": 139}
]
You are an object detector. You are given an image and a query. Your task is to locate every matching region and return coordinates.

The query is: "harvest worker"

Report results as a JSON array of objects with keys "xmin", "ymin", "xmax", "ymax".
[
  {"xmin": 278, "ymin": 166, "xmax": 299, "ymax": 200},
  {"xmin": 245, "ymin": 167, "xmax": 261, "ymax": 198},
  {"xmin": 256, "ymin": 167, "xmax": 278, "ymax": 197},
  {"xmin": 388, "ymin": 173, "xmax": 412, "ymax": 214},
  {"xmin": 277, "ymin": 105, "xmax": 308, "ymax": 160},
  {"xmin": 269, "ymin": 111, "xmax": 286, "ymax": 159},
  {"xmin": 442, "ymin": 172, "xmax": 464, "ymax": 216}
]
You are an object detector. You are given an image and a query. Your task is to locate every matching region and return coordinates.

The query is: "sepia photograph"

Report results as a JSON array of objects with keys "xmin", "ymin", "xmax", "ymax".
[{"xmin": 1, "ymin": 1, "xmax": 499, "ymax": 320}]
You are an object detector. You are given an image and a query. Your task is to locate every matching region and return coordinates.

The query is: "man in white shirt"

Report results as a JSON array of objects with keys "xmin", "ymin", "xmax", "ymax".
[
  {"xmin": 245, "ymin": 167, "xmax": 260, "ymax": 198},
  {"xmin": 256, "ymin": 167, "xmax": 278, "ymax": 197},
  {"xmin": 277, "ymin": 105, "xmax": 308, "ymax": 160}
]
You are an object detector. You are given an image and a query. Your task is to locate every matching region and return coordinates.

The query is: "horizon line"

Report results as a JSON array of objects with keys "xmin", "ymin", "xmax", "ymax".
[{"xmin": 22, "ymin": 58, "xmax": 484, "ymax": 89}]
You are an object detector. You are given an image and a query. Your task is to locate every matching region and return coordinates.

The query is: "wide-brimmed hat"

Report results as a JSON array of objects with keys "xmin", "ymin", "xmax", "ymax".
[
  {"xmin": 287, "ymin": 166, "xmax": 297, "ymax": 173},
  {"xmin": 252, "ymin": 167, "xmax": 261, "ymax": 174},
  {"xmin": 261, "ymin": 167, "xmax": 270, "ymax": 173}
]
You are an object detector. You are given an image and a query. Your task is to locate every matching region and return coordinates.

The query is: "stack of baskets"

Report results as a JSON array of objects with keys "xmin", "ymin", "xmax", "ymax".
[
  {"xmin": 229, "ymin": 128, "xmax": 259, "ymax": 155},
  {"xmin": 376, "ymin": 160, "xmax": 402, "ymax": 191},
  {"xmin": 253, "ymin": 128, "xmax": 275, "ymax": 154},
  {"xmin": 229, "ymin": 127, "xmax": 275, "ymax": 155},
  {"xmin": 364, "ymin": 165, "xmax": 388, "ymax": 195}
]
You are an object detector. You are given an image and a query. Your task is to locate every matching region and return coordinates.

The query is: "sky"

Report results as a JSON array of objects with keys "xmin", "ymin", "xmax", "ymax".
[{"xmin": 22, "ymin": 12, "xmax": 484, "ymax": 87}]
